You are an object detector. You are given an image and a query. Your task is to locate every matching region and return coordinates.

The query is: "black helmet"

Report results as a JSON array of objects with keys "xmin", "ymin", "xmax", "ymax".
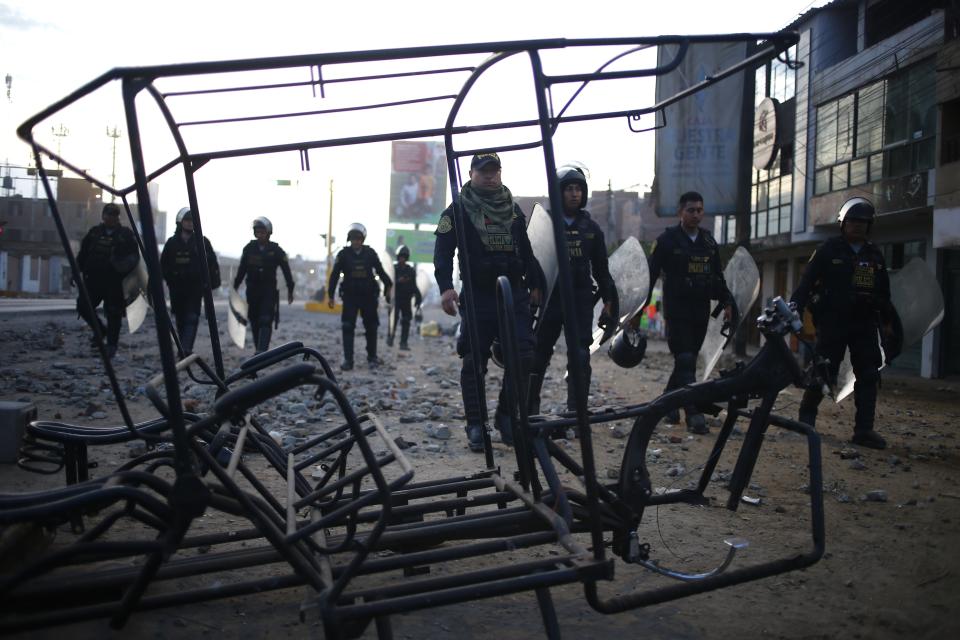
[
  {"xmin": 608, "ymin": 327, "xmax": 647, "ymax": 368},
  {"xmin": 557, "ymin": 165, "xmax": 588, "ymax": 209},
  {"xmin": 837, "ymin": 197, "xmax": 875, "ymax": 226},
  {"xmin": 396, "ymin": 244, "xmax": 410, "ymax": 259}
]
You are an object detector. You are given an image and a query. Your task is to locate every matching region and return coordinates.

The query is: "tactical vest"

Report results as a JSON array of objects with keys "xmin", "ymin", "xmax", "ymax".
[
  {"xmin": 337, "ymin": 247, "xmax": 380, "ymax": 299},
  {"xmin": 241, "ymin": 241, "xmax": 285, "ymax": 289},
  {"xmin": 465, "ymin": 214, "xmax": 525, "ymax": 290},
  {"xmin": 563, "ymin": 217, "xmax": 598, "ymax": 289},
  {"xmin": 394, "ymin": 263, "xmax": 418, "ymax": 299}
]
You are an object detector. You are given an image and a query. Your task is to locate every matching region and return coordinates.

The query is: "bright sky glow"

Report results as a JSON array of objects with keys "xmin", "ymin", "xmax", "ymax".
[{"xmin": 1, "ymin": 0, "xmax": 829, "ymax": 260}]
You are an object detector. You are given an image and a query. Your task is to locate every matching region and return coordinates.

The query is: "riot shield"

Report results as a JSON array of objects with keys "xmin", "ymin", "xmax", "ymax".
[
  {"xmin": 835, "ymin": 257, "xmax": 944, "ymax": 402},
  {"xmin": 378, "ymin": 249, "xmax": 397, "ymax": 342},
  {"xmin": 699, "ymin": 246, "xmax": 760, "ymax": 381},
  {"xmin": 227, "ymin": 288, "xmax": 248, "ymax": 349},
  {"xmin": 121, "ymin": 251, "xmax": 149, "ymax": 334},
  {"xmin": 589, "ymin": 236, "xmax": 649, "ymax": 355},
  {"xmin": 527, "ymin": 203, "xmax": 558, "ymax": 311}
]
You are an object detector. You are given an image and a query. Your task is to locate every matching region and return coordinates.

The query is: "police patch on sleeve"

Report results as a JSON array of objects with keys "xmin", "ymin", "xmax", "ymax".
[{"xmin": 436, "ymin": 215, "xmax": 453, "ymax": 234}]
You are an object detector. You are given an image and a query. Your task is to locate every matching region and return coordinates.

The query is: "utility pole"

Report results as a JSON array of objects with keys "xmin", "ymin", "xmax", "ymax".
[
  {"xmin": 51, "ymin": 124, "xmax": 69, "ymax": 171},
  {"xmin": 106, "ymin": 125, "xmax": 122, "ymax": 202}
]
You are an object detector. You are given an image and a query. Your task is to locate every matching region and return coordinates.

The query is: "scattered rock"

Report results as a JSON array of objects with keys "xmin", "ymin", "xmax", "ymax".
[
  {"xmin": 863, "ymin": 490, "xmax": 888, "ymax": 503},
  {"xmin": 849, "ymin": 459, "xmax": 867, "ymax": 471},
  {"xmin": 839, "ymin": 448, "xmax": 860, "ymax": 460}
]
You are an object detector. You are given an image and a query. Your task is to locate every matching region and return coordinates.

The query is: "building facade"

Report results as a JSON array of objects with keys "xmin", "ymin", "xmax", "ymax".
[{"xmin": 714, "ymin": 0, "xmax": 958, "ymax": 377}]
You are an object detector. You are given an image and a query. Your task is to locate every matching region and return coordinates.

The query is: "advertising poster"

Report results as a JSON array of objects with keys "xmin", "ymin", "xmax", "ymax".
[
  {"xmin": 654, "ymin": 42, "xmax": 746, "ymax": 217},
  {"xmin": 389, "ymin": 141, "xmax": 448, "ymax": 226},
  {"xmin": 385, "ymin": 228, "xmax": 436, "ymax": 264}
]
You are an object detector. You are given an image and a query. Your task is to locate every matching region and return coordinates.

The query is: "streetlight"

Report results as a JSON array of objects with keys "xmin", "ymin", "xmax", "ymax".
[{"xmin": 106, "ymin": 125, "xmax": 122, "ymax": 202}]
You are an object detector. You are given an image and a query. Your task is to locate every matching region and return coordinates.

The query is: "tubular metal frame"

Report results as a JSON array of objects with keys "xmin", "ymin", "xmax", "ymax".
[{"xmin": 7, "ymin": 32, "xmax": 827, "ymax": 638}]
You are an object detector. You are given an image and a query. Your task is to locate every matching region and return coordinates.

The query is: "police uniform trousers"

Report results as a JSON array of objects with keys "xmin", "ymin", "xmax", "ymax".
[
  {"xmin": 169, "ymin": 284, "xmax": 203, "ymax": 353},
  {"xmin": 77, "ymin": 273, "xmax": 125, "ymax": 347},
  {"xmin": 456, "ymin": 286, "xmax": 535, "ymax": 430},
  {"xmin": 664, "ymin": 315, "xmax": 710, "ymax": 394},
  {"xmin": 530, "ymin": 290, "xmax": 594, "ymax": 412},
  {"xmin": 391, "ymin": 295, "xmax": 414, "ymax": 346},
  {"xmin": 341, "ymin": 294, "xmax": 380, "ymax": 363},
  {"xmin": 799, "ymin": 320, "xmax": 882, "ymax": 433},
  {"xmin": 247, "ymin": 285, "xmax": 278, "ymax": 353}
]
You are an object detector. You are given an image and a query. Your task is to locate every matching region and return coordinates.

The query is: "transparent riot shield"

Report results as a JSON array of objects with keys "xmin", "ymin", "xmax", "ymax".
[
  {"xmin": 699, "ymin": 246, "xmax": 760, "ymax": 381},
  {"xmin": 835, "ymin": 257, "xmax": 944, "ymax": 402},
  {"xmin": 527, "ymin": 203, "xmax": 558, "ymax": 311},
  {"xmin": 590, "ymin": 236, "xmax": 649, "ymax": 355},
  {"xmin": 121, "ymin": 251, "xmax": 149, "ymax": 334},
  {"xmin": 227, "ymin": 288, "xmax": 248, "ymax": 349}
]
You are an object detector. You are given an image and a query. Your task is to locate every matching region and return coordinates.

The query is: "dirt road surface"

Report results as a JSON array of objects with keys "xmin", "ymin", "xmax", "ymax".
[{"xmin": 1, "ymin": 304, "xmax": 958, "ymax": 639}]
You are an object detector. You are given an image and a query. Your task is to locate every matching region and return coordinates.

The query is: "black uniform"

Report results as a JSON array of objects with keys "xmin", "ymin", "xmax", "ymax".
[
  {"xmin": 390, "ymin": 262, "xmax": 422, "ymax": 349},
  {"xmin": 530, "ymin": 210, "xmax": 615, "ymax": 413},
  {"xmin": 647, "ymin": 224, "xmax": 733, "ymax": 417},
  {"xmin": 234, "ymin": 240, "xmax": 294, "ymax": 353},
  {"xmin": 328, "ymin": 246, "xmax": 392, "ymax": 366},
  {"xmin": 434, "ymin": 202, "xmax": 541, "ymax": 438},
  {"xmin": 76, "ymin": 223, "xmax": 138, "ymax": 350},
  {"xmin": 791, "ymin": 236, "xmax": 892, "ymax": 435},
  {"xmin": 161, "ymin": 230, "xmax": 221, "ymax": 353}
]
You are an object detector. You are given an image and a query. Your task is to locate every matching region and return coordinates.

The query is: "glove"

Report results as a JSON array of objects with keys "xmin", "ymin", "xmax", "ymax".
[
  {"xmin": 287, "ymin": 290, "xmax": 294, "ymax": 305},
  {"xmin": 414, "ymin": 306, "xmax": 423, "ymax": 323}
]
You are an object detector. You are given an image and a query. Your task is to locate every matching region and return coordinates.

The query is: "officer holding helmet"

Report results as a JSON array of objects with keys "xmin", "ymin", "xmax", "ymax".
[
  {"xmin": 75, "ymin": 202, "xmax": 139, "ymax": 359},
  {"xmin": 234, "ymin": 217, "xmax": 295, "ymax": 354},
  {"xmin": 791, "ymin": 197, "xmax": 893, "ymax": 449},
  {"xmin": 644, "ymin": 191, "xmax": 733, "ymax": 434},
  {"xmin": 529, "ymin": 165, "xmax": 616, "ymax": 416},
  {"xmin": 433, "ymin": 152, "xmax": 542, "ymax": 452},
  {"xmin": 327, "ymin": 222, "xmax": 393, "ymax": 370},
  {"xmin": 161, "ymin": 207, "xmax": 221, "ymax": 353},
  {"xmin": 388, "ymin": 244, "xmax": 422, "ymax": 351}
]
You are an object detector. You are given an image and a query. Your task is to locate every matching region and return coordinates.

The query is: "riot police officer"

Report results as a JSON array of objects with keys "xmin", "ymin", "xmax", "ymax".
[
  {"xmin": 791, "ymin": 197, "xmax": 893, "ymax": 449},
  {"xmin": 646, "ymin": 191, "xmax": 733, "ymax": 434},
  {"xmin": 327, "ymin": 223, "xmax": 393, "ymax": 370},
  {"xmin": 75, "ymin": 202, "xmax": 139, "ymax": 359},
  {"xmin": 388, "ymin": 244, "xmax": 422, "ymax": 351},
  {"xmin": 434, "ymin": 152, "xmax": 542, "ymax": 452},
  {"xmin": 233, "ymin": 217, "xmax": 295, "ymax": 354},
  {"xmin": 529, "ymin": 166, "xmax": 615, "ymax": 415},
  {"xmin": 161, "ymin": 207, "xmax": 221, "ymax": 353}
]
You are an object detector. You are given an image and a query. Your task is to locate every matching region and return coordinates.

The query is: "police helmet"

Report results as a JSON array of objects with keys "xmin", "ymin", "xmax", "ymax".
[
  {"xmin": 608, "ymin": 327, "xmax": 647, "ymax": 368},
  {"xmin": 176, "ymin": 207, "xmax": 193, "ymax": 224},
  {"xmin": 253, "ymin": 216, "xmax": 273, "ymax": 234},
  {"xmin": 396, "ymin": 244, "xmax": 410, "ymax": 259},
  {"xmin": 837, "ymin": 197, "xmax": 875, "ymax": 226},
  {"xmin": 557, "ymin": 165, "xmax": 589, "ymax": 209},
  {"xmin": 347, "ymin": 222, "xmax": 367, "ymax": 241}
]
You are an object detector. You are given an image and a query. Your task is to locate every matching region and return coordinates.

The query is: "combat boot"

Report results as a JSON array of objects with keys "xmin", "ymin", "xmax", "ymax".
[
  {"xmin": 494, "ymin": 409, "xmax": 514, "ymax": 447},
  {"xmin": 852, "ymin": 429, "xmax": 886, "ymax": 450},
  {"xmin": 685, "ymin": 410, "xmax": 708, "ymax": 435},
  {"xmin": 465, "ymin": 424, "xmax": 485, "ymax": 453},
  {"xmin": 664, "ymin": 409, "xmax": 681, "ymax": 425},
  {"xmin": 399, "ymin": 323, "xmax": 411, "ymax": 350},
  {"xmin": 386, "ymin": 335, "xmax": 394, "ymax": 347}
]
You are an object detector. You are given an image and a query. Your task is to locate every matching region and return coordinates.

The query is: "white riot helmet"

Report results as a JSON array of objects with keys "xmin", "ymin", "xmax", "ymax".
[
  {"xmin": 176, "ymin": 207, "xmax": 193, "ymax": 224},
  {"xmin": 252, "ymin": 217, "xmax": 273, "ymax": 235},
  {"xmin": 347, "ymin": 222, "xmax": 366, "ymax": 241},
  {"xmin": 837, "ymin": 197, "xmax": 875, "ymax": 226}
]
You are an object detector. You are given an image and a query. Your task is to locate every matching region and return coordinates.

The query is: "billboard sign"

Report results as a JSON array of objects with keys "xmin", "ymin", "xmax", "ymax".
[
  {"xmin": 654, "ymin": 42, "xmax": 747, "ymax": 217},
  {"xmin": 389, "ymin": 141, "xmax": 448, "ymax": 226},
  {"xmin": 385, "ymin": 228, "xmax": 437, "ymax": 264}
]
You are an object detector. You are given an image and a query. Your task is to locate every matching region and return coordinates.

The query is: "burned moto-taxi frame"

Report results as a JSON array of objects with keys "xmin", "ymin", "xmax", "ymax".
[{"xmin": 5, "ymin": 33, "xmax": 822, "ymax": 638}]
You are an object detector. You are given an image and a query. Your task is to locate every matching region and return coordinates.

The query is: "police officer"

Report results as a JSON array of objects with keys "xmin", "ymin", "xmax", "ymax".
[
  {"xmin": 387, "ymin": 244, "xmax": 422, "ymax": 351},
  {"xmin": 233, "ymin": 217, "xmax": 295, "ymax": 354},
  {"xmin": 434, "ymin": 152, "xmax": 542, "ymax": 452},
  {"xmin": 645, "ymin": 191, "xmax": 733, "ymax": 434},
  {"xmin": 529, "ymin": 166, "xmax": 615, "ymax": 415},
  {"xmin": 160, "ymin": 207, "xmax": 221, "ymax": 354},
  {"xmin": 75, "ymin": 202, "xmax": 139, "ymax": 359},
  {"xmin": 327, "ymin": 223, "xmax": 393, "ymax": 370},
  {"xmin": 791, "ymin": 197, "xmax": 892, "ymax": 450}
]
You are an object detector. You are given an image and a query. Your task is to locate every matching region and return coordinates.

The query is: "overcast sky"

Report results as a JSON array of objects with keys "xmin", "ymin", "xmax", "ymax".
[{"xmin": 1, "ymin": 0, "xmax": 828, "ymax": 260}]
